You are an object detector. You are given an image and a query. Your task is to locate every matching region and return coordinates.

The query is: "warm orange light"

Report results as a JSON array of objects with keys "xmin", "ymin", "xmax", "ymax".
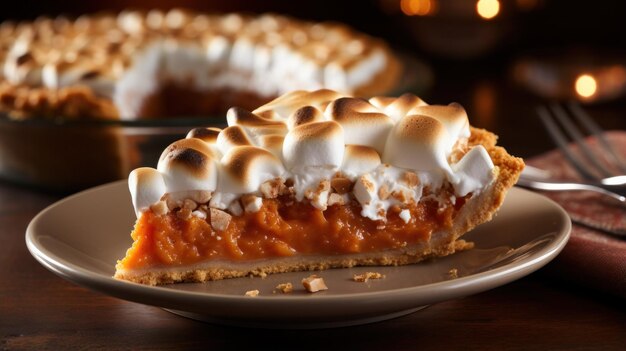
[
  {"xmin": 477, "ymin": 0, "xmax": 500, "ymax": 19},
  {"xmin": 575, "ymin": 74, "xmax": 598, "ymax": 98},
  {"xmin": 401, "ymin": 0, "xmax": 436, "ymax": 16}
]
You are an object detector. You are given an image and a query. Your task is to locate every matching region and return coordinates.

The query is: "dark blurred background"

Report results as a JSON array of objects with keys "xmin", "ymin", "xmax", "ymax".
[
  {"xmin": 3, "ymin": 0, "xmax": 625, "ymax": 157},
  {"xmin": 4, "ymin": 0, "xmax": 626, "ymax": 56}
]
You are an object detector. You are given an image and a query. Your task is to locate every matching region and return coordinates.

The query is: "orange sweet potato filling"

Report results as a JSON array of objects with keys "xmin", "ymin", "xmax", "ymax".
[{"xmin": 119, "ymin": 196, "xmax": 465, "ymax": 270}]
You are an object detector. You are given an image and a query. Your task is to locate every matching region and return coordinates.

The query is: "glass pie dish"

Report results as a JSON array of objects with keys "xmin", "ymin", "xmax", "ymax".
[{"xmin": 0, "ymin": 115, "xmax": 228, "ymax": 192}]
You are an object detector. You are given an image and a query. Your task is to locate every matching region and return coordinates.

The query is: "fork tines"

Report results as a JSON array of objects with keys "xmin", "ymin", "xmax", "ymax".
[{"xmin": 537, "ymin": 102, "xmax": 626, "ymax": 181}]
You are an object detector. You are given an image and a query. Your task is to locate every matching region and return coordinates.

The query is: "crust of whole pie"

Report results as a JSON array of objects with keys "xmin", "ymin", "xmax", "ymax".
[
  {"xmin": 114, "ymin": 127, "xmax": 524, "ymax": 285},
  {"xmin": 0, "ymin": 83, "xmax": 119, "ymax": 120}
]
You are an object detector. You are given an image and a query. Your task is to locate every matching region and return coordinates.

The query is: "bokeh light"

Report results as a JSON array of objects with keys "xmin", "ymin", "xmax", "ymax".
[
  {"xmin": 477, "ymin": 0, "xmax": 500, "ymax": 19},
  {"xmin": 575, "ymin": 74, "xmax": 598, "ymax": 98}
]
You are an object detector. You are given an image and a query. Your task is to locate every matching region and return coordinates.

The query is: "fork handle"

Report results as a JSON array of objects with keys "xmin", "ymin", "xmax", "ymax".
[{"xmin": 516, "ymin": 177, "xmax": 626, "ymax": 205}]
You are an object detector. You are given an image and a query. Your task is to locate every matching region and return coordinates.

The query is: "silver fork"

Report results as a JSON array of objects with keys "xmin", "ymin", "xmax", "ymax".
[
  {"xmin": 537, "ymin": 102, "xmax": 626, "ymax": 184},
  {"xmin": 516, "ymin": 103, "xmax": 626, "ymax": 205},
  {"xmin": 515, "ymin": 177, "xmax": 626, "ymax": 205}
]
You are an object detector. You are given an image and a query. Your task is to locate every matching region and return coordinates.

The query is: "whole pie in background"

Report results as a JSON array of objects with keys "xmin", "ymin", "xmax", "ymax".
[{"xmin": 0, "ymin": 9, "xmax": 401, "ymax": 120}]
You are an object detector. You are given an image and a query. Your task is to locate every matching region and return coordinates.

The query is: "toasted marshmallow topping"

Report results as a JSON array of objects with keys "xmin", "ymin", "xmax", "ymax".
[
  {"xmin": 341, "ymin": 145, "xmax": 381, "ymax": 180},
  {"xmin": 157, "ymin": 138, "xmax": 219, "ymax": 194},
  {"xmin": 129, "ymin": 90, "xmax": 495, "ymax": 221},
  {"xmin": 371, "ymin": 93, "xmax": 428, "ymax": 121},
  {"xmin": 325, "ymin": 97, "xmax": 394, "ymax": 154},
  {"xmin": 254, "ymin": 89, "xmax": 343, "ymax": 119},
  {"xmin": 186, "ymin": 127, "xmax": 221, "ymax": 143},
  {"xmin": 216, "ymin": 125, "xmax": 254, "ymax": 155},
  {"xmin": 218, "ymin": 145, "xmax": 285, "ymax": 195},
  {"xmin": 0, "ymin": 12, "xmax": 397, "ymax": 119},
  {"xmin": 128, "ymin": 167, "xmax": 166, "ymax": 217},
  {"xmin": 383, "ymin": 115, "xmax": 455, "ymax": 180},
  {"xmin": 227, "ymin": 107, "xmax": 288, "ymax": 139},
  {"xmin": 283, "ymin": 121, "xmax": 344, "ymax": 171}
]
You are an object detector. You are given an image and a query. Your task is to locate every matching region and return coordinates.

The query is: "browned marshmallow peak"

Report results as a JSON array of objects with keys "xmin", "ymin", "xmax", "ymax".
[
  {"xmin": 130, "ymin": 90, "xmax": 496, "ymax": 221},
  {"xmin": 186, "ymin": 127, "xmax": 221, "ymax": 143},
  {"xmin": 0, "ymin": 11, "xmax": 400, "ymax": 120}
]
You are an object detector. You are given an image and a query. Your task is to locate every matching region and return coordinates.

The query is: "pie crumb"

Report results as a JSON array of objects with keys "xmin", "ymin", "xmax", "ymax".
[
  {"xmin": 448, "ymin": 268, "xmax": 458, "ymax": 279},
  {"xmin": 275, "ymin": 282, "xmax": 293, "ymax": 294},
  {"xmin": 353, "ymin": 272, "xmax": 385, "ymax": 282},
  {"xmin": 301, "ymin": 275, "xmax": 328, "ymax": 293},
  {"xmin": 244, "ymin": 289, "xmax": 260, "ymax": 297}
]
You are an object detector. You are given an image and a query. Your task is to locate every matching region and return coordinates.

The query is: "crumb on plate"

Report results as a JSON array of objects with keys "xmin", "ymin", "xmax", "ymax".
[
  {"xmin": 301, "ymin": 275, "xmax": 328, "ymax": 293},
  {"xmin": 244, "ymin": 289, "xmax": 260, "ymax": 297},
  {"xmin": 275, "ymin": 282, "xmax": 293, "ymax": 294},
  {"xmin": 353, "ymin": 272, "xmax": 386, "ymax": 282}
]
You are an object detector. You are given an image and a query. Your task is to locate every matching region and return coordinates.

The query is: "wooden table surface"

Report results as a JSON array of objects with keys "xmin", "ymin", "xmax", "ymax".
[{"xmin": 2, "ymin": 60, "xmax": 626, "ymax": 350}]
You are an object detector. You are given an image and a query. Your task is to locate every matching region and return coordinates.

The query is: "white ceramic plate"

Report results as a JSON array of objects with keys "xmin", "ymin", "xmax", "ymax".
[{"xmin": 26, "ymin": 181, "xmax": 570, "ymax": 328}]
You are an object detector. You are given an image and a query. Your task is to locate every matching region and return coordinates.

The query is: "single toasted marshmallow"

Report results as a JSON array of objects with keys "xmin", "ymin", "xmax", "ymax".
[
  {"xmin": 383, "ymin": 115, "xmax": 455, "ymax": 180},
  {"xmin": 185, "ymin": 127, "xmax": 222, "ymax": 157},
  {"xmin": 229, "ymin": 35, "xmax": 256, "ymax": 71},
  {"xmin": 226, "ymin": 107, "xmax": 287, "ymax": 137},
  {"xmin": 218, "ymin": 145, "xmax": 286, "ymax": 194},
  {"xmin": 3, "ymin": 47, "xmax": 42, "ymax": 86},
  {"xmin": 282, "ymin": 121, "xmax": 344, "ymax": 172},
  {"xmin": 409, "ymin": 103, "xmax": 470, "ymax": 147},
  {"xmin": 253, "ymin": 89, "xmax": 343, "ymax": 119},
  {"xmin": 42, "ymin": 60, "xmax": 99, "ymax": 89},
  {"xmin": 325, "ymin": 97, "xmax": 393, "ymax": 154},
  {"xmin": 378, "ymin": 93, "xmax": 428, "ymax": 121},
  {"xmin": 287, "ymin": 106, "xmax": 326, "ymax": 130},
  {"xmin": 216, "ymin": 125, "xmax": 253, "ymax": 155},
  {"xmin": 256, "ymin": 134, "xmax": 285, "ymax": 159},
  {"xmin": 164, "ymin": 8, "xmax": 191, "ymax": 30},
  {"xmin": 283, "ymin": 120, "xmax": 345, "ymax": 201},
  {"xmin": 186, "ymin": 127, "xmax": 221, "ymax": 144},
  {"xmin": 3, "ymin": 35, "xmax": 39, "ymax": 86},
  {"xmin": 157, "ymin": 139, "xmax": 218, "ymax": 193},
  {"xmin": 158, "ymin": 138, "xmax": 217, "ymax": 164},
  {"xmin": 117, "ymin": 10, "xmax": 145, "ymax": 34},
  {"xmin": 368, "ymin": 96, "xmax": 397, "ymax": 110},
  {"xmin": 205, "ymin": 35, "xmax": 232, "ymax": 65},
  {"xmin": 451, "ymin": 145, "xmax": 495, "ymax": 197},
  {"xmin": 128, "ymin": 167, "xmax": 167, "ymax": 217},
  {"xmin": 341, "ymin": 145, "xmax": 381, "ymax": 180}
]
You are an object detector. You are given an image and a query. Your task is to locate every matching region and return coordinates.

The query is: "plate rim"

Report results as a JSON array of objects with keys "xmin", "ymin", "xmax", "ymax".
[{"xmin": 25, "ymin": 181, "xmax": 571, "ymax": 307}]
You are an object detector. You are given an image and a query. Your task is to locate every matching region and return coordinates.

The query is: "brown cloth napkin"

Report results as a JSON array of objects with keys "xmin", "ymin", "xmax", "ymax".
[{"xmin": 526, "ymin": 131, "xmax": 626, "ymax": 298}]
